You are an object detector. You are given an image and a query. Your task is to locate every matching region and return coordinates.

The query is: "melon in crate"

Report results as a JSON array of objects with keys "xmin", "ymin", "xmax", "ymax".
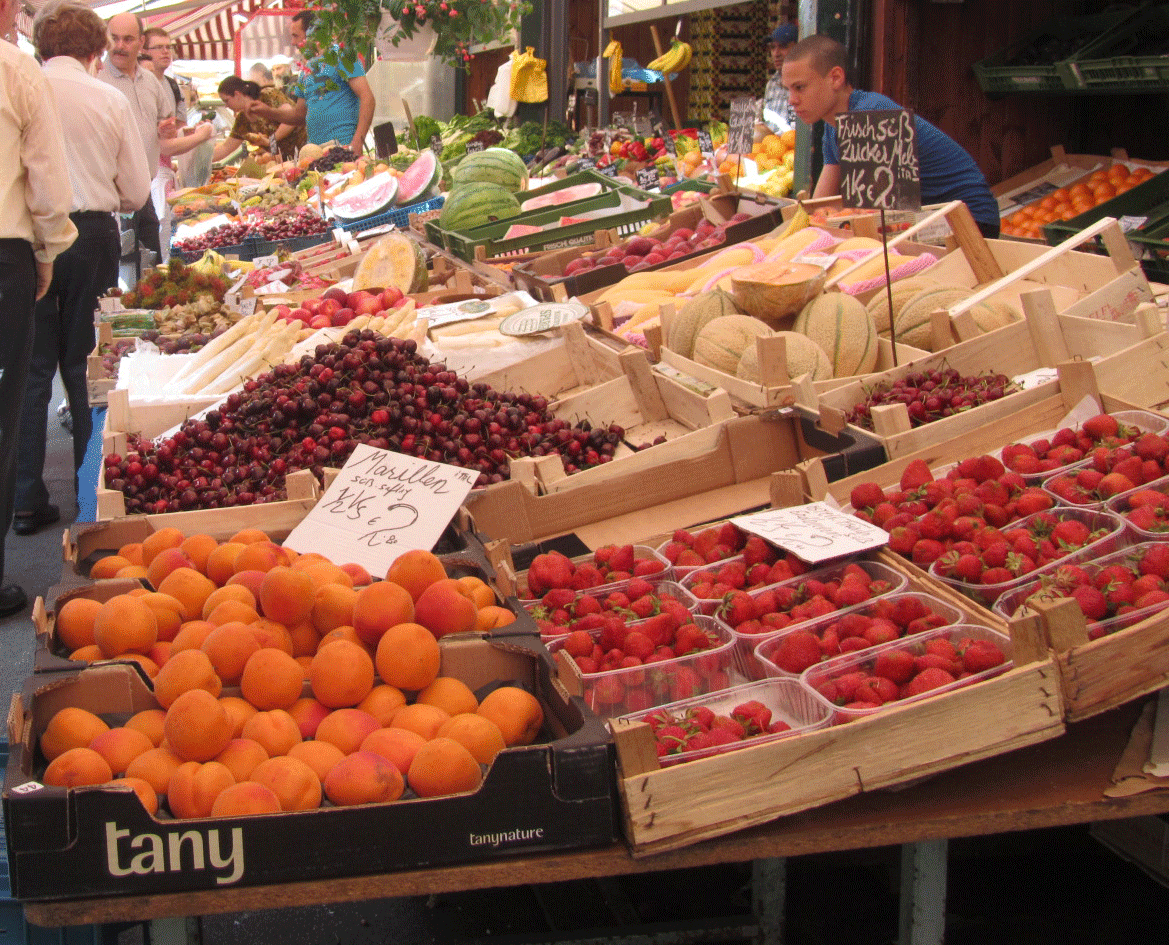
[
  {"xmin": 329, "ymin": 172, "xmax": 399, "ymax": 222},
  {"xmin": 865, "ymin": 276, "xmax": 940, "ymax": 336},
  {"xmin": 737, "ymin": 331, "xmax": 833, "ymax": 383},
  {"xmin": 693, "ymin": 315, "xmax": 775, "ymax": 375},
  {"xmin": 520, "ymin": 182, "xmax": 605, "ymax": 213},
  {"xmin": 450, "ymin": 148, "xmax": 529, "ymax": 193},
  {"xmin": 438, "ymin": 183, "xmax": 522, "ymax": 233},
  {"xmin": 667, "ymin": 288, "xmax": 742, "ymax": 360},
  {"xmin": 351, "ymin": 232, "xmax": 429, "ymax": 293},
  {"xmin": 396, "ymin": 150, "xmax": 442, "ymax": 206},
  {"xmin": 892, "ymin": 284, "xmax": 972, "ymax": 350},
  {"xmin": 792, "ymin": 292, "xmax": 878, "ymax": 378},
  {"xmin": 730, "ymin": 261, "xmax": 827, "ymax": 330}
]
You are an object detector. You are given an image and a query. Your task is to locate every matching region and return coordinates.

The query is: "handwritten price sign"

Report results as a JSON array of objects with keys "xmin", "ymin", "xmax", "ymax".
[
  {"xmin": 283, "ymin": 445, "xmax": 476, "ymax": 576},
  {"xmin": 732, "ymin": 502, "xmax": 889, "ymax": 564},
  {"xmin": 836, "ymin": 108, "xmax": 921, "ymax": 211}
]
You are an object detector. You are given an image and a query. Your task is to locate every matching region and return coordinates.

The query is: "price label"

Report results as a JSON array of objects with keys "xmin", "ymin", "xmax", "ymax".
[
  {"xmin": 268, "ymin": 133, "xmax": 279, "ymax": 156},
  {"xmin": 598, "ymin": 162, "xmax": 620, "ymax": 178},
  {"xmin": 577, "ymin": 157, "xmax": 597, "ymax": 172},
  {"xmin": 631, "ymin": 115, "xmax": 653, "ymax": 137},
  {"xmin": 465, "ymin": 140, "xmax": 486, "ymax": 154},
  {"xmin": 499, "ymin": 301, "xmax": 589, "ymax": 336},
  {"xmin": 239, "ymin": 297, "xmax": 258, "ymax": 317},
  {"xmin": 697, "ymin": 129, "xmax": 714, "ymax": 158},
  {"xmin": 1120, "ymin": 215, "xmax": 1148, "ymax": 233},
  {"xmin": 728, "ymin": 95, "xmax": 756, "ymax": 157},
  {"xmin": 636, "ymin": 166, "xmax": 661, "ymax": 191},
  {"xmin": 836, "ymin": 109, "xmax": 921, "ymax": 211},
  {"xmin": 732, "ymin": 502, "xmax": 889, "ymax": 564},
  {"xmin": 282, "ymin": 445, "xmax": 477, "ymax": 576},
  {"xmin": 252, "ymin": 255, "xmax": 279, "ymax": 269},
  {"xmin": 429, "ymin": 134, "xmax": 443, "ymax": 155}
]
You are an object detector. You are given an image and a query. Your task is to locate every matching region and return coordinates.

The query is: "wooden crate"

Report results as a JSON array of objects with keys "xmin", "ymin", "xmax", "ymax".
[
  {"xmin": 87, "ymin": 323, "xmax": 118, "ymax": 408},
  {"xmin": 469, "ymin": 321, "xmax": 627, "ymax": 400},
  {"xmin": 609, "ymin": 550, "xmax": 1064, "ymax": 856},
  {"xmin": 812, "ymin": 300, "xmax": 1167, "ymax": 460}
]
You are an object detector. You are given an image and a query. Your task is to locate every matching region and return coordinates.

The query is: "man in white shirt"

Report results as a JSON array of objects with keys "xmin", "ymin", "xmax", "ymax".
[
  {"xmin": 12, "ymin": 0, "xmax": 152, "ymax": 540},
  {"xmin": 99, "ymin": 12, "xmax": 212, "ymax": 258},
  {"xmin": 0, "ymin": 0, "xmax": 76, "ymax": 617},
  {"xmin": 141, "ymin": 27, "xmax": 187, "ymax": 124}
]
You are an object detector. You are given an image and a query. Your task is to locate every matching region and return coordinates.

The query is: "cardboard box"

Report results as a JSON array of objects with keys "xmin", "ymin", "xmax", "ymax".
[
  {"xmin": 3, "ymin": 637, "xmax": 618, "ymax": 900},
  {"xmin": 609, "ymin": 551, "xmax": 1064, "ymax": 856}
]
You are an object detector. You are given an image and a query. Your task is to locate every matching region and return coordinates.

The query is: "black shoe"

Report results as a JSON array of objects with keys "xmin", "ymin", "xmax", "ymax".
[
  {"xmin": 13, "ymin": 504, "xmax": 60, "ymax": 536},
  {"xmin": 0, "ymin": 585, "xmax": 27, "ymax": 618}
]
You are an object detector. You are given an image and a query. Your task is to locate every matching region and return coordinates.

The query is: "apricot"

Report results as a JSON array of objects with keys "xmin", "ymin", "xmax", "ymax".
[
  {"xmin": 205, "ymin": 598, "xmax": 260, "ymax": 627},
  {"xmin": 309, "ymin": 639, "xmax": 374, "ymax": 708},
  {"xmin": 167, "ymin": 761, "xmax": 235, "ymax": 819},
  {"xmin": 145, "ymin": 547, "xmax": 195, "ymax": 590},
  {"xmin": 164, "ymin": 688, "xmax": 234, "ymax": 762},
  {"xmin": 43, "ymin": 747, "xmax": 113, "ymax": 788},
  {"xmin": 233, "ymin": 541, "xmax": 291, "ymax": 575},
  {"xmin": 204, "ymin": 542, "xmax": 247, "ymax": 585},
  {"xmin": 146, "ymin": 640, "xmax": 173, "ymax": 668},
  {"xmin": 389, "ymin": 702, "xmax": 450, "ymax": 741},
  {"xmin": 93, "ymin": 594, "xmax": 158, "ymax": 658},
  {"xmin": 116, "ymin": 542, "xmax": 144, "ymax": 566},
  {"xmin": 54, "ymin": 597, "xmax": 102, "ymax": 651},
  {"xmin": 228, "ymin": 528, "xmax": 270, "ymax": 545},
  {"xmin": 385, "ymin": 549, "xmax": 448, "ymax": 601},
  {"xmin": 287, "ymin": 619, "xmax": 322, "ymax": 658},
  {"xmin": 137, "ymin": 592, "xmax": 185, "ymax": 642},
  {"xmin": 240, "ymin": 648, "xmax": 304, "ymax": 711},
  {"xmin": 258, "ymin": 566, "xmax": 315, "ymax": 626},
  {"xmin": 89, "ymin": 726, "xmax": 154, "ymax": 776},
  {"xmin": 227, "ymin": 569, "xmax": 267, "ymax": 602},
  {"xmin": 89, "ymin": 555, "xmax": 131, "ymax": 580},
  {"xmin": 125, "ymin": 708, "xmax": 167, "ymax": 747},
  {"xmin": 314, "ymin": 708, "xmax": 380, "ymax": 755},
  {"xmin": 121, "ymin": 653, "xmax": 160, "ymax": 679},
  {"xmin": 351, "ymin": 581, "xmax": 414, "ymax": 646},
  {"xmin": 476, "ymin": 605, "xmax": 517, "ymax": 633},
  {"xmin": 249, "ymin": 617, "xmax": 295, "ymax": 655},
  {"xmin": 323, "ymin": 750, "xmax": 404, "ymax": 806},
  {"xmin": 407, "ymin": 737, "xmax": 483, "ymax": 798},
  {"xmin": 140, "ymin": 527, "xmax": 184, "ymax": 567},
  {"xmin": 287, "ymin": 740, "xmax": 345, "ymax": 783},
  {"xmin": 240, "ymin": 709, "xmax": 302, "ymax": 757},
  {"xmin": 41, "ymin": 707, "xmax": 110, "ymax": 762},
  {"xmin": 179, "ymin": 533, "xmax": 219, "ymax": 573},
  {"xmin": 340, "ymin": 562, "xmax": 373, "ymax": 587},
  {"xmin": 109, "ymin": 776, "xmax": 158, "ymax": 815},
  {"xmin": 477, "ymin": 686, "xmax": 544, "ymax": 747},
  {"xmin": 299, "ymin": 560, "xmax": 354, "ymax": 591},
  {"xmin": 214, "ymin": 738, "xmax": 269, "ymax": 783},
  {"xmin": 69, "ymin": 644, "xmax": 102, "ymax": 662},
  {"xmin": 437, "ymin": 713, "xmax": 506, "ymax": 765},
  {"xmin": 202, "ymin": 583, "xmax": 256, "ymax": 619},
  {"xmin": 156, "ymin": 567, "xmax": 217, "ymax": 620},
  {"xmin": 457, "ymin": 575, "xmax": 496, "ymax": 610},
  {"xmin": 115, "ymin": 565, "xmax": 149, "ymax": 580},
  {"xmin": 360, "ymin": 726, "xmax": 425, "ymax": 775},
  {"xmin": 219, "ymin": 695, "xmax": 259, "ymax": 738},
  {"xmin": 413, "ymin": 578, "xmax": 477, "ymax": 639},
  {"xmin": 311, "ymin": 583, "xmax": 358, "ymax": 634},
  {"xmin": 416, "ymin": 676, "xmax": 478, "ymax": 716},
  {"xmin": 170, "ymin": 619, "xmax": 216, "ymax": 653},
  {"xmin": 249, "ymin": 756, "xmax": 322, "ymax": 811},
  {"xmin": 210, "ymin": 781, "xmax": 282, "ymax": 817},
  {"xmin": 152, "ymin": 647, "xmax": 222, "ymax": 709},
  {"xmin": 316, "ymin": 625, "xmax": 369, "ymax": 653},
  {"xmin": 357, "ymin": 684, "xmax": 407, "ymax": 726},
  {"xmin": 374, "ymin": 622, "xmax": 440, "ymax": 691},
  {"xmin": 200, "ymin": 621, "xmax": 261, "ymax": 685},
  {"xmin": 124, "ymin": 745, "xmax": 184, "ymax": 798},
  {"xmin": 287, "ymin": 696, "xmax": 331, "ymax": 739}
]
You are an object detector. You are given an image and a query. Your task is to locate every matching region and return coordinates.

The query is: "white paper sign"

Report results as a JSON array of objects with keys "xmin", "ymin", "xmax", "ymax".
[
  {"xmin": 252, "ymin": 255, "xmax": 280, "ymax": 269},
  {"xmin": 732, "ymin": 501, "xmax": 889, "ymax": 564},
  {"xmin": 282, "ymin": 444, "xmax": 477, "ymax": 576}
]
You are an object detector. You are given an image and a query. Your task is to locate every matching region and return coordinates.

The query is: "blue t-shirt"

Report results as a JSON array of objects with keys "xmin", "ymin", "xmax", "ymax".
[
  {"xmin": 822, "ymin": 90, "xmax": 999, "ymax": 229},
  {"xmin": 292, "ymin": 51, "xmax": 366, "ymax": 147}
]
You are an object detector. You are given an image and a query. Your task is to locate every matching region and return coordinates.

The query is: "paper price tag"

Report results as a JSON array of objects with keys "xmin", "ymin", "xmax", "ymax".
[
  {"xmin": 282, "ymin": 445, "xmax": 477, "ymax": 576},
  {"xmin": 697, "ymin": 129, "xmax": 714, "ymax": 159},
  {"xmin": 252, "ymin": 255, "xmax": 279, "ymax": 269},
  {"xmin": 732, "ymin": 502, "xmax": 889, "ymax": 564},
  {"xmin": 465, "ymin": 140, "xmax": 485, "ymax": 154},
  {"xmin": 238, "ymin": 297, "xmax": 258, "ymax": 317},
  {"xmin": 1120, "ymin": 215, "xmax": 1148, "ymax": 234}
]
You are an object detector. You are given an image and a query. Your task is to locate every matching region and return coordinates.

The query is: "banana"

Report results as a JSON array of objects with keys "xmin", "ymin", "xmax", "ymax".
[
  {"xmin": 648, "ymin": 41, "xmax": 692, "ymax": 74},
  {"xmin": 677, "ymin": 41, "xmax": 692, "ymax": 69},
  {"xmin": 603, "ymin": 39, "xmax": 624, "ymax": 94}
]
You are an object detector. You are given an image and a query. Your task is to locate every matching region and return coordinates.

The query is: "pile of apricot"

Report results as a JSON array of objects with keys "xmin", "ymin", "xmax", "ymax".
[{"xmin": 1001, "ymin": 164, "xmax": 1157, "ymax": 240}]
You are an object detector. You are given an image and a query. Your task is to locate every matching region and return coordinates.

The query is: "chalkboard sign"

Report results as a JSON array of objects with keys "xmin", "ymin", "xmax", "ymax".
[
  {"xmin": 465, "ymin": 140, "xmax": 485, "ymax": 154},
  {"xmin": 728, "ymin": 96, "xmax": 756, "ymax": 156},
  {"xmin": 598, "ymin": 162, "xmax": 620, "ymax": 178},
  {"xmin": 697, "ymin": 129, "xmax": 714, "ymax": 158},
  {"xmin": 577, "ymin": 156, "xmax": 597, "ymax": 172},
  {"xmin": 429, "ymin": 133, "xmax": 443, "ymax": 155},
  {"xmin": 835, "ymin": 109, "xmax": 921, "ymax": 211},
  {"xmin": 636, "ymin": 166, "xmax": 661, "ymax": 191}
]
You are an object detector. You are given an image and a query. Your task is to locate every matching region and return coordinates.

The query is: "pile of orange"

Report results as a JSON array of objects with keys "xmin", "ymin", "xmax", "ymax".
[
  {"xmin": 1001, "ymin": 164, "xmax": 1157, "ymax": 239},
  {"xmin": 40, "ymin": 530, "xmax": 543, "ymax": 817}
]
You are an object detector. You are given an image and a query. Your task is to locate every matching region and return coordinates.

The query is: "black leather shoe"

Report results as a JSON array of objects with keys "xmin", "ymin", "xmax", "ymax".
[
  {"xmin": 0, "ymin": 585, "xmax": 27, "ymax": 618},
  {"xmin": 13, "ymin": 504, "xmax": 59, "ymax": 536}
]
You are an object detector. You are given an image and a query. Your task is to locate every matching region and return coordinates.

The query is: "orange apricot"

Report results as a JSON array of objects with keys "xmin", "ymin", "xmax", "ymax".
[
  {"xmin": 309, "ymin": 639, "xmax": 374, "ymax": 708},
  {"xmin": 406, "ymin": 737, "xmax": 483, "ymax": 798},
  {"xmin": 54, "ymin": 597, "xmax": 102, "ymax": 651},
  {"xmin": 375, "ymin": 622, "xmax": 440, "ymax": 691},
  {"xmin": 240, "ymin": 648, "xmax": 304, "ymax": 711},
  {"xmin": 477, "ymin": 686, "xmax": 544, "ymax": 747},
  {"xmin": 210, "ymin": 781, "xmax": 282, "ymax": 816},
  {"xmin": 351, "ymin": 581, "xmax": 414, "ymax": 646},
  {"xmin": 287, "ymin": 740, "xmax": 345, "ymax": 783},
  {"xmin": 249, "ymin": 756, "xmax": 322, "ymax": 811},
  {"xmin": 204, "ymin": 542, "xmax": 247, "ymax": 585},
  {"xmin": 88, "ymin": 726, "xmax": 154, "ymax": 776},
  {"xmin": 360, "ymin": 726, "xmax": 426, "ymax": 775},
  {"xmin": 109, "ymin": 776, "xmax": 158, "ymax": 815},
  {"xmin": 240, "ymin": 709, "xmax": 302, "ymax": 757},
  {"xmin": 200, "ymin": 621, "xmax": 261, "ymax": 685},
  {"xmin": 323, "ymin": 750, "xmax": 404, "ymax": 806},
  {"xmin": 311, "ymin": 583, "xmax": 357, "ymax": 634},
  {"xmin": 140, "ymin": 527, "xmax": 184, "ymax": 567},
  {"xmin": 436, "ymin": 713, "xmax": 506, "ymax": 765},
  {"xmin": 41, "ymin": 707, "xmax": 110, "ymax": 762},
  {"xmin": 413, "ymin": 578, "xmax": 477, "ymax": 639},
  {"xmin": 314, "ymin": 708, "xmax": 380, "ymax": 755},
  {"xmin": 385, "ymin": 549, "xmax": 448, "ymax": 601},
  {"xmin": 258, "ymin": 566, "xmax": 315, "ymax": 626},
  {"xmin": 287, "ymin": 696, "xmax": 331, "ymax": 739},
  {"xmin": 156, "ymin": 567, "xmax": 217, "ymax": 621},
  {"xmin": 167, "ymin": 760, "xmax": 235, "ymax": 819},
  {"xmin": 357, "ymin": 684, "xmax": 407, "ymax": 726},
  {"xmin": 213, "ymin": 738, "xmax": 270, "ymax": 783},
  {"xmin": 90, "ymin": 555, "xmax": 132, "ymax": 580},
  {"xmin": 164, "ymin": 689, "xmax": 234, "ymax": 762},
  {"xmin": 416, "ymin": 676, "xmax": 478, "ymax": 716},
  {"xmin": 152, "ymin": 647, "xmax": 222, "ymax": 709},
  {"xmin": 125, "ymin": 708, "xmax": 167, "ymax": 746},
  {"xmin": 43, "ymin": 747, "xmax": 113, "ymax": 788},
  {"xmin": 93, "ymin": 594, "xmax": 158, "ymax": 658}
]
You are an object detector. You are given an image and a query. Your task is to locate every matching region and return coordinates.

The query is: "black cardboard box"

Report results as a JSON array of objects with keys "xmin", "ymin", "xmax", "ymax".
[{"xmin": 3, "ymin": 636, "xmax": 617, "ymax": 900}]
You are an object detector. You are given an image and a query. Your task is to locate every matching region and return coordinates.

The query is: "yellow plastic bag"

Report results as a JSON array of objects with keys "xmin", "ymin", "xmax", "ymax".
[{"xmin": 509, "ymin": 47, "xmax": 548, "ymax": 104}]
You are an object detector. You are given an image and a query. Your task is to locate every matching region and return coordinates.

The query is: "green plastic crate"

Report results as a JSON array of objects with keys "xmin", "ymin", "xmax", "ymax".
[
  {"xmin": 972, "ymin": 6, "xmax": 1139, "ymax": 95},
  {"xmin": 427, "ymin": 171, "xmax": 672, "ymax": 262},
  {"xmin": 1126, "ymin": 200, "xmax": 1169, "ymax": 283},
  {"xmin": 1063, "ymin": 3, "xmax": 1169, "ymax": 92},
  {"xmin": 1043, "ymin": 166, "xmax": 1169, "ymax": 246}
]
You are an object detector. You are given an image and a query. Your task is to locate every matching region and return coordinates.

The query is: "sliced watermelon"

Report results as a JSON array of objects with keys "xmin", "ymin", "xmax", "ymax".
[
  {"xmin": 503, "ymin": 223, "xmax": 545, "ymax": 239},
  {"xmin": 520, "ymin": 182, "xmax": 604, "ymax": 212},
  {"xmin": 330, "ymin": 173, "xmax": 399, "ymax": 221},
  {"xmin": 397, "ymin": 150, "xmax": 442, "ymax": 206},
  {"xmin": 558, "ymin": 216, "xmax": 588, "ymax": 226}
]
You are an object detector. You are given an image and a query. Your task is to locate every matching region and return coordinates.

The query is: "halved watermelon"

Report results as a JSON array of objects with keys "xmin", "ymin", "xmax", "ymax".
[
  {"xmin": 520, "ymin": 182, "xmax": 604, "ymax": 213},
  {"xmin": 503, "ymin": 223, "xmax": 545, "ymax": 239},
  {"xmin": 330, "ymin": 173, "xmax": 399, "ymax": 221},
  {"xmin": 397, "ymin": 150, "xmax": 442, "ymax": 206}
]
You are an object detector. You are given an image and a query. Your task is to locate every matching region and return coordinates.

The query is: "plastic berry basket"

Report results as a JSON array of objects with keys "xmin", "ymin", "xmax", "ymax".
[
  {"xmin": 801, "ymin": 623, "xmax": 1014, "ymax": 725},
  {"xmin": 339, "ymin": 194, "xmax": 446, "ymax": 234},
  {"xmin": 548, "ymin": 615, "xmax": 742, "ymax": 716},
  {"xmin": 517, "ymin": 544, "xmax": 673, "ymax": 603},
  {"xmin": 527, "ymin": 579, "xmax": 701, "ymax": 640},
  {"xmin": 992, "ymin": 540, "xmax": 1169, "ymax": 640},
  {"xmin": 1000, "ymin": 409, "xmax": 1169, "ymax": 483},
  {"xmin": 615, "ymin": 677, "xmax": 831, "ymax": 767},
  {"xmin": 929, "ymin": 507, "xmax": 1126, "ymax": 608},
  {"xmin": 679, "ymin": 553, "xmax": 816, "ymax": 613},
  {"xmin": 1106, "ymin": 474, "xmax": 1169, "ymax": 541},
  {"xmin": 754, "ymin": 591, "xmax": 969, "ymax": 679}
]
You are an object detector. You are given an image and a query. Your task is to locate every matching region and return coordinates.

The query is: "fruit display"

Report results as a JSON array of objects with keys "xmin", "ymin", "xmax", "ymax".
[
  {"xmin": 1000, "ymin": 165, "xmax": 1158, "ymax": 239},
  {"xmin": 154, "ymin": 297, "xmax": 241, "ymax": 335},
  {"xmin": 1106, "ymin": 477, "xmax": 1169, "ymax": 536},
  {"xmin": 172, "ymin": 221, "xmax": 254, "ymax": 254},
  {"xmin": 102, "ymin": 328, "xmax": 626, "ymax": 513},
  {"xmin": 239, "ymin": 183, "xmax": 303, "ymax": 212},
  {"xmin": 1000, "ymin": 411, "xmax": 1163, "ymax": 478},
  {"xmin": 97, "ymin": 331, "xmax": 224, "ymax": 382},
  {"xmin": 844, "ymin": 367, "xmax": 1019, "ymax": 430},
  {"xmin": 682, "ymin": 548, "xmax": 811, "ymax": 601},
  {"xmin": 520, "ymin": 545, "xmax": 669, "ymax": 598},
  {"xmin": 526, "ymin": 578, "xmax": 697, "ymax": 639},
  {"xmin": 38, "ymin": 536, "xmax": 554, "ymax": 815},
  {"xmin": 244, "ymin": 259, "xmax": 335, "ymax": 295},
  {"xmin": 120, "ymin": 257, "xmax": 233, "ymax": 309},
  {"xmin": 802, "ymin": 625, "xmax": 1010, "ymax": 723}
]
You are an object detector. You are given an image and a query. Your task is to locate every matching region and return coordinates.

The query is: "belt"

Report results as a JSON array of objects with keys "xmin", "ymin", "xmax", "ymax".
[{"xmin": 70, "ymin": 210, "xmax": 115, "ymax": 221}]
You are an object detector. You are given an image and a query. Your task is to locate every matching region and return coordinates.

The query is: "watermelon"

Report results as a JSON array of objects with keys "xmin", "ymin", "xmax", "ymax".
[
  {"xmin": 329, "ymin": 172, "xmax": 399, "ymax": 221},
  {"xmin": 451, "ymin": 148, "xmax": 529, "ymax": 193},
  {"xmin": 503, "ymin": 223, "xmax": 545, "ymax": 239},
  {"xmin": 520, "ymin": 182, "xmax": 604, "ymax": 212},
  {"xmin": 438, "ymin": 183, "xmax": 521, "ymax": 233},
  {"xmin": 396, "ymin": 150, "xmax": 442, "ymax": 206}
]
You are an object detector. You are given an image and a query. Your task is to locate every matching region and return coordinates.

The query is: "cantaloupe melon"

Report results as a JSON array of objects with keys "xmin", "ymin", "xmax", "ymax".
[
  {"xmin": 764, "ymin": 227, "xmax": 834, "ymax": 264},
  {"xmin": 967, "ymin": 299, "xmax": 1021, "ymax": 334},
  {"xmin": 792, "ymin": 291, "xmax": 878, "ymax": 378},
  {"xmin": 730, "ymin": 261, "xmax": 827, "ymax": 328},
  {"xmin": 865, "ymin": 276, "xmax": 940, "ymax": 336},
  {"xmin": 737, "ymin": 331, "xmax": 833, "ymax": 383},
  {"xmin": 892, "ymin": 284, "xmax": 972, "ymax": 351},
  {"xmin": 681, "ymin": 247, "xmax": 763, "ymax": 295},
  {"xmin": 668, "ymin": 289, "xmax": 741, "ymax": 359},
  {"xmin": 693, "ymin": 315, "xmax": 775, "ymax": 375}
]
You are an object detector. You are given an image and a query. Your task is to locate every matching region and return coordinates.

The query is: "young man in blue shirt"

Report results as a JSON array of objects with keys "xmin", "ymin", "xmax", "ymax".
[
  {"xmin": 246, "ymin": 10, "xmax": 375, "ymax": 155},
  {"xmin": 782, "ymin": 34, "xmax": 1000, "ymax": 237}
]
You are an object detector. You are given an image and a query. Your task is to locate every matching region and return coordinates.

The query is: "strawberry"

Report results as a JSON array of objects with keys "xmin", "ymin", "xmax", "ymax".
[
  {"xmin": 770, "ymin": 629, "xmax": 822, "ymax": 674},
  {"xmin": 961, "ymin": 640, "xmax": 1006, "ymax": 673},
  {"xmin": 562, "ymin": 630, "xmax": 595, "ymax": 659},
  {"xmin": 742, "ymin": 535, "xmax": 775, "ymax": 567},
  {"xmin": 607, "ymin": 544, "xmax": 636, "ymax": 574},
  {"xmin": 589, "ymin": 675, "xmax": 625, "ymax": 705},
  {"xmin": 655, "ymin": 724, "xmax": 690, "ymax": 756},
  {"xmin": 1082, "ymin": 413, "xmax": 1119, "ymax": 440},
  {"xmin": 633, "ymin": 558, "xmax": 666, "ymax": 578},
  {"xmin": 1070, "ymin": 584, "xmax": 1108, "ymax": 621},
  {"xmin": 852, "ymin": 678, "xmax": 888, "ymax": 704},
  {"xmin": 910, "ymin": 539, "xmax": 945, "ymax": 566},
  {"xmin": 850, "ymin": 481, "xmax": 887, "ymax": 511},
  {"xmin": 731, "ymin": 700, "xmax": 773, "ymax": 735},
  {"xmin": 571, "ymin": 565, "xmax": 605, "ymax": 590},
  {"xmin": 719, "ymin": 590, "xmax": 758, "ymax": 627},
  {"xmin": 873, "ymin": 648, "xmax": 917, "ymax": 684},
  {"xmin": 622, "ymin": 631, "xmax": 655, "ymax": 661},
  {"xmin": 901, "ymin": 666, "xmax": 956, "ymax": 698},
  {"xmin": 709, "ymin": 715, "xmax": 746, "ymax": 740},
  {"xmin": 899, "ymin": 458, "xmax": 934, "ymax": 492},
  {"xmin": 673, "ymin": 622, "xmax": 713, "ymax": 656},
  {"xmin": 688, "ymin": 706, "xmax": 716, "ymax": 730},
  {"xmin": 669, "ymin": 666, "xmax": 703, "ymax": 700}
]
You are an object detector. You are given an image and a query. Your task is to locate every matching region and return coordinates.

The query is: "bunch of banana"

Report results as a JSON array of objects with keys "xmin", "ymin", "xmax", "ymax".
[
  {"xmin": 648, "ymin": 40, "xmax": 693, "ymax": 74},
  {"xmin": 603, "ymin": 39, "xmax": 623, "ymax": 94}
]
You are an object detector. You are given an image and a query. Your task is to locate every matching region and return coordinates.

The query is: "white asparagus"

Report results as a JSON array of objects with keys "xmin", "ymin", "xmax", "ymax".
[
  {"xmin": 202, "ymin": 322, "xmax": 299, "ymax": 395},
  {"xmin": 164, "ymin": 311, "xmax": 266, "ymax": 390},
  {"xmin": 173, "ymin": 311, "xmax": 278, "ymax": 394}
]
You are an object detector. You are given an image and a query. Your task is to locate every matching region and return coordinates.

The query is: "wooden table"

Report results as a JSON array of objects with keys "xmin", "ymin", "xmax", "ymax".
[{"xmin": 23, "ymin": 700, "xmax": 1169, "ymax": 932}]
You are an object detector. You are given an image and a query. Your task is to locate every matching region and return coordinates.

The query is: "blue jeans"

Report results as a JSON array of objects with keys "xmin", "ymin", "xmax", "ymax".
[
  {"xmin": 0, "ymin": 239, "xmax": 37, "ymax": 583},
  {"xmin": 16, "ymin": 213, "xmax": 119, "ymax": 514}
]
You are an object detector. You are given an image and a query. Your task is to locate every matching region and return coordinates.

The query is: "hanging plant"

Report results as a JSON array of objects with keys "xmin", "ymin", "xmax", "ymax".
[{"xmin": 306, "ymin": 0, "xmax": 530, "ymax": 73}]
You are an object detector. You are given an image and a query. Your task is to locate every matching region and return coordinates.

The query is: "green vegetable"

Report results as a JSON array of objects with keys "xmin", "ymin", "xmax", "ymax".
[{"xmin": 411, "ymin": 115, "xmax": 442, "ymax": 149}]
